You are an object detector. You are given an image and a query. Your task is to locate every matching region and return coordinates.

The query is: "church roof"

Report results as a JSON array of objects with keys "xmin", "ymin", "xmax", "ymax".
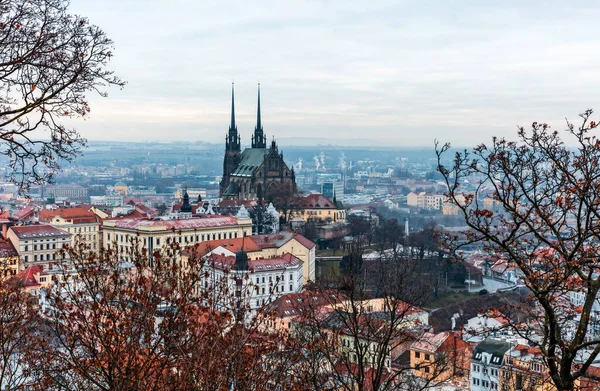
[{"xmin": 231, "ymin": 148, "xmax": 267, "ymax": 177}]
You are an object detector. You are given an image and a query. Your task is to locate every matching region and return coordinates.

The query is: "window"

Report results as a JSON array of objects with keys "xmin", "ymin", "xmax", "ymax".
[
  {"xmin": 24, "ymin": 245, "xmax": 28, "ymax": 251},
  {"xmin": 24, "ymin": 256, "xmax": 28, "ymax": 262},
  {"xmin": 40, "ymin": 277, "xmax": 46, "ymax": 282},
  {"xmin": 424, "ymin": 367, "xmax": 430, "ymax": 374},
  {"xmin": 424, "ymin": 354, "xmax": 430, "ymax": 360},
  {"xmin": 289, "ymin": 284, "xmax": 293, "ymax": 291},
  {"xmin": 415, "ymin": 352, "xmax": 420, "ymax": 359},
  {"xmin": 34, "ymin": 245, "xmax": 37, "ymax": 250}
]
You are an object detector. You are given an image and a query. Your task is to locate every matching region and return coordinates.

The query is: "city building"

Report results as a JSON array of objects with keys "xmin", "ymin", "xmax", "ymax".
[
  {"xmin": 469, "ymin": 338, "xmax": 511, "ymax": 391},
  {"xmin": 6, "ymin": 225, "xmax": 71, "ymax": 271},
  {"xmin": 184, "ymin": 231, "xmax": 316, "ymax": 285},
  {"xmin": 0, "ymin": 237, "xmax": 18, "ymax": 279},
  {"xmin": 46, "ymin": 184, "xmax": 88, "ymax": 199},
  {"xmin": 410, "ymin": 331, "xmax": 471, "ymax": 382},
  {"xmin": 290, "ymin": 193, "xmax": 346, "ymax": 224},
  {"xmin": 407, "ymin": 191, "xmax": 445, "ymax": 211},
  {"xmin": 220, "ymin": 84, "xmax": 296, "ymax": 200},
  {"xmin": 500, "ymin": 344, "xmax": 555, "ymax": 391},
  {"xmin": 102, "ymin": 215, "xmax": 252, "ymax": 264},
  {"xmin": 90, "ymin": 195, "xmax": 124, "ymax": 207},
  {"xmin": 192, "ymin": 251, "xmax": 303, "ymax": 313},
  {"xmin": 321, "ymin": 181, "xmax": 344, "ymax": 201},
  {"xmin": 39, "ymin": 207, "xmax": 100, "ymax": 253}
]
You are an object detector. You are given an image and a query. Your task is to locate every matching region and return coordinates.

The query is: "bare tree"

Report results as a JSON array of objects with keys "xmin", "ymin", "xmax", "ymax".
[
  {"xmin": 0, "ymin": 0, "xmax": 124, "ymax": 190},
  {"xmin": 437, "ymin": 109, "xmax": 600, "ymax": 391},
  {"xmin": 0, "ymin": 277, "xmax": 43, "ymax": 391}
]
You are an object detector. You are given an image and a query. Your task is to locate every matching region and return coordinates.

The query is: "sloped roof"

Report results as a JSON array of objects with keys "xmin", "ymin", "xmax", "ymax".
[
  {"xmin": 252, "ymin": 231, "xmax": 316, "ymax": 250},
  {"xmin": 300, "ymin": 194, "xmax": 338, "ymax": 209},
  {"xmin": 12, "ymin": 205, "xmax": 35, "ymax": 220},
  {"xmin": 39, "ymin": 207, "xmax": 98, "ymax": 224},
  {"xmin": 268, "ymin": 290, "xmax": 342, "ymax": 318},
  {"xmin": 184, "ymin": 237, "xmax": 261, "ymax": 257},
  {"xmin": 472, "ymin": 339, "xmax": 511, "ymax": 365},
  {"xmin": 9, "ymin": 224, "xmax": 70, "ymax": 239},
  {"xmin": 13, "ymin": 265, "xmax": 43, "ymax": 287},
  {"xmin": 411, "ymin": 332, "xmax": 451, "ymax": 353},
  {"xmin": 204, "ymin": 252, "xmax": 302, "ymax": 271},
  {"xmin": 104, "ymin": 216, "xmax": 240, "ymax": 230},
  {"xmin": 231, "ymin": 148, "xmax": 266, "ymax": 177}
]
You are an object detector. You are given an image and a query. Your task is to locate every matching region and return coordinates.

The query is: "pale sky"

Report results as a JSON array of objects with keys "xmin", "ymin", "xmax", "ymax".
[{"xmin": 67, "ymin": 0, "xmax": 600, "ymax": 147}]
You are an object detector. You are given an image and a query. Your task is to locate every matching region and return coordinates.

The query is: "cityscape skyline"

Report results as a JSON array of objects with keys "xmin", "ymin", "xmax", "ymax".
[{"xmin": 63, "ymin": 0, "xmax": 600, "ymax": 147}]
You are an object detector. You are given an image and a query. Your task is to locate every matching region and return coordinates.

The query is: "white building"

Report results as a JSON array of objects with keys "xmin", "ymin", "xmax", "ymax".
[
  {"xmin": 470, "ymin": 338, "xmax": 511, "ymax": 391},
  {"xmin": 198, "ymin": 251, "xmax": 303, "ymax": 313},
  {"xmin": 6, "ymin": 225, "xmax": 71, "ymax": 271},
  {"xmin": 406, "ymin": 191, "xmax": 445, "ymax": 210}
]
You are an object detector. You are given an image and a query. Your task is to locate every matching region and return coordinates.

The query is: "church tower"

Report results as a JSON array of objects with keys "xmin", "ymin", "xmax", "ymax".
[
  {"xmin": 221, "ymin": 83, "xmax": 241, "ymax": 195},
  {"xmin": 251, "ymin": 83, "xmax": 266, "ymax": 148}
]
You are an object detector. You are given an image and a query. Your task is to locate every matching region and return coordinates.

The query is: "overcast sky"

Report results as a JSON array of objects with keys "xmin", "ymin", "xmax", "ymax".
[{"xmin": 67, "ymin": 0, "xmax": 600, "ymax": 147}]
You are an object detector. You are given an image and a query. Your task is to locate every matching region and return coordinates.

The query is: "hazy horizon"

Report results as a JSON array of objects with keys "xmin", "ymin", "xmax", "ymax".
[{"xmin": 64, "ymin": 1, "xmax": 600, "ymax": 147}]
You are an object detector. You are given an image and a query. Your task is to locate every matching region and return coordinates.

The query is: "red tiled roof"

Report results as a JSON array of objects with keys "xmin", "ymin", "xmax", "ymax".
[
  {"xmin": 11, "ymin": 205, "xmax": 35, "ymax": 220},
  {"xmin": 293, "ymin": 233, "xmax": 316, "ymax": 249},
  {"xmin": 205, "ymin": 252, "xmax": 302, "ymax": 272},
  {"xmin": 300, "ymin": 194, "xmax": 337, "ymax": 209},
  {"xmin": 134, "ymin": 204, "xmax": 158, "ymax": 218},
  {"xmin": 184, "ymin": 237, "xmax": 261, "ymax": 257},
  {"xmin": 13, "ymin": 265, "xmax": 43, "ymax": 287},
  {"xmin": 39, "ymin": 207, "xmax": 99, "ymax": 224},
  {"xmin": 252, "ymin": 232, "xmax": 296, "ymax": 249},
  {"xmin": 9, "ymin": 224, "xmax": 70, "ymax": 239},
  {"xmin": 269, "ymin": 290, "xmax": 342, "ymax": 318}
]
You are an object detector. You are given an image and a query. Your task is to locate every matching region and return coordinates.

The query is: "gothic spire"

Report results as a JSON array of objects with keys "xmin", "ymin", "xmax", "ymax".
[
  {"xmin": 226, "ymin": 82, "xmax": 240, "ymax": 152},
  {"xmin": 230, "ymin": 82, "xmax": 236, "ymax": 131},
  {"xmin": 252, "ymin": 83, "xmax": 266, "ymax": 148}
]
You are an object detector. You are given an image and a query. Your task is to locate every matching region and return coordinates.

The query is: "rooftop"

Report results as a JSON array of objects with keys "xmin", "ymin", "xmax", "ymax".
[
  {"xmin": 104, "ymin": 215, "xmax": 242, "ymax": 230},
  {"xmin": 9, "ymin": 224, "xmax": 70, "ymax": 239}
]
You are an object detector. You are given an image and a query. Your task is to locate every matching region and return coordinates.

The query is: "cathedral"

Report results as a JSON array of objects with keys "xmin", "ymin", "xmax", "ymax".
[{"xmin": 220, "ymin": 83, "xmax": 296, "ymax": 201}]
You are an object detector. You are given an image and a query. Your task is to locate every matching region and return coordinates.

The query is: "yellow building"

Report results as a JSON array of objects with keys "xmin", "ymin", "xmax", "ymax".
[
  {"xmin": 102, "ymin": 215, "xmax": 252, "ymax": 264},
  {"xmin": 290, "ymin": 193, "xmax": 346, "ymax": 223},
  {"xmin": 500, "ymin": 345, "xmax": 556, "ymax": 391},
  {"xmin": 0, "ymin": 237, "xmax": 18, "ymax": 279},
  {"xmin": 114, "ymin": 183, "xmax": 128, "ymax": 196},
  {"xmin": 39, "ymin": 207, "xmax": 101, "ymax": 253},
  {"xmin": 410, "ymin": 331, "xmax": 471, "ymax": 382}
]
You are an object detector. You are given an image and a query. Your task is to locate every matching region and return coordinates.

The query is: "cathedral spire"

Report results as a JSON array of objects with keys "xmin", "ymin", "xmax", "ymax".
[
  {"xmin": 252, "ymin": 83, "xmax": 266, "ymax": 148},
  {"xmin": 226, "ymin": 82, "xmax": 240, "ymax": 152},
  {"xmin": 230, "ymin": 82, "xmax": 236, "ymax": 131}
]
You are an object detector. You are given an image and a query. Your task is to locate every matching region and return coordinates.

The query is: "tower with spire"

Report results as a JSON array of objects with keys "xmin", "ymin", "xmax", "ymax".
[
  {"xmin": 220, "ymin": 83, "xmax": 243, "ymax": 196},
  {"xmin": 251, "ymin": 83, "xmax": 266, "ymax": 148},
  {"xmin": 219, "ymin": 83, "xmax": 296, "ymax": 201}
]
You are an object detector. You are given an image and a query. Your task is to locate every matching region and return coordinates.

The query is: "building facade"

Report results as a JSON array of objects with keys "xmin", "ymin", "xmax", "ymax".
[
  {"xmin": 39, "ymin": 207, "xmax": 100, "ymax": 253},
  {"xmin": 102, "ymin": 215, "xmax": 253, "ymax": 263},
  {"xmin": 6, "ymin": 225, "xmax": 71, "ymax": 271},
  {"xmin": 220, "ymin": 84, "xmax": 296, "ymax": 201}
]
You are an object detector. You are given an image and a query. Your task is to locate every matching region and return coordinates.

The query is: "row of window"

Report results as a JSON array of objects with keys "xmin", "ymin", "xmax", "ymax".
[
  {"xmin": 472, "ymin": 378, "xmax": 497, "ymax": 389},
  {"xmin": 108, "ymin": 231, "xmax": 240, "ymax": 244},
  {"xmin": 24, "ymin": 243, "xmax": 58, "ymax": 251},
  {"xmin": 414, "ymin": 351, "xmax": 431, "ymax": 361},
  {"xmin": 24, "ymin": 253, "xmax": 60, "ymax": 262}
]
